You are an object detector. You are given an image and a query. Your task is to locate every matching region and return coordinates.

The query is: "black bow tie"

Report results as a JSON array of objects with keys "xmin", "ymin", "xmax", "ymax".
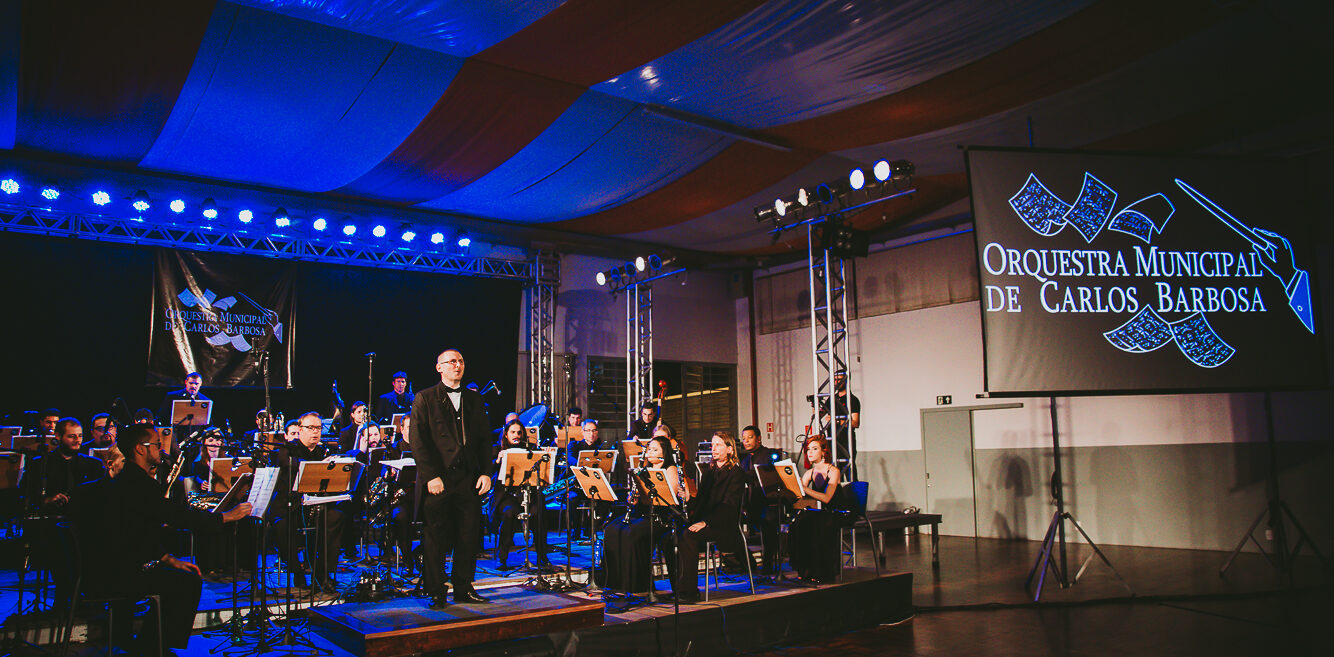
[{"xmin": 443, "ymin": 385, "xmax": 464, "ymax": 394}]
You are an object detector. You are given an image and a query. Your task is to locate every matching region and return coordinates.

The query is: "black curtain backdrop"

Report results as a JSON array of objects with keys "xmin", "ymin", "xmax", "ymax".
[{"xmin": 0, "ymin": 233, "xmax": 521, "ymax": 432}]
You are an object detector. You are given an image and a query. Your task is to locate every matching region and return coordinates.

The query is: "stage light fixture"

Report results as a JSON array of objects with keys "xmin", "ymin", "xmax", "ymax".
[
  {"xmin": 430, "ymin": 231, "xmax": 444, "ymax": 244},
  {"xmin": 169, "ymin": 199, "xmax": 185, "ymax": 213},
  {"xmin": 372, "ymin": 224, "xmax": 386, "ymax": 238},
  {"xmin": 343, "ymin": 223, "xmax": 357, "ymax": 236},
  {"xmin": 635, "ymin": 256, "xmax": 647, "ymax": 272},
  {"xmin": 273, "ymin": 208, "xmax": 290, "ymax": 227},
  {"xmin": 312, "ymin": 217, "xmax": 327, "ymax": 231},
  {"xmin": 887, "ymin": 159, "xmax": 915, "ymax": 179},
  {"xmin": 201, "ymin": 198, "xmax": 217, "ymax": 219},
  {"xmin": 797, "ymin": 188, "xmax": 811, "ymax": 207},
  {"xmin": 648, "ymin": 254, "xmax": 675, "ymax": 271},
  {"xmin": 457, "ymin": 235, "xmax": 471, "ymax": 248},
  {"xmin": 238, "ymin": 209, "xmax": 253, "ymax": 223},
  {"xmin": 0, "ymin": 179, "xmax": 18, "ymax": 195},
  {"xmin": 849, "ymin": 168, "xmax": 865, "ymax": 191},
  {"xmin": 596, "ymin": 270, "xmax": 608, "ymax": 286},
  {"xmin": 131, "ymin": 190, "xmax": 151, "ymax": 212},
  {"xmin": 92, "ymin": 190, "xmax": 111, "ymax": 206},
  {"xmin": 753, "ymin": 202, "xmax": 777, "ymax": 223},
  {"xmin": 400, "ymin": 224, "xmax": 416, "ymax": 242},
  {"xmin": 873, "ymin": 160, "xmax": 891, "ymax": 182},
  {"xmin": 40, "ymin": 185, "xmax": 60, "ymax": 201}
]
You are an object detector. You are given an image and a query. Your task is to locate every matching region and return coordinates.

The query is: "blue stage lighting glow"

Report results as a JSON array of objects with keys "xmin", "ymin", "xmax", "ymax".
[
  {"xmin": 401, "ymin": 230, "xmax": 416, "ymax": 242},
  {"xmin": 275, "ymin": 216, "xmax": 290, "ymax": 228},
  {"xmin": 169, "ymin": 199, "xmax": 185, "ymax": 213},
  {"xmin": 457, "ymin": 236, "xmax": 471, "ymax": 248},
  {"xmin": 92, "ymin": 191, "xmax": 111, "ymax": 206},
  {"xmin": 131, "ymin": 190, "xmax": 151, "ymax": 212},
  {"xmin": 312, "ymin": 217, "xmax": 327, "ymax": 231},
  {"xmin": 0, "ymin": 179, "xmax": 18, "ymax": 195},
  {"xmin": 238, "ymin": 209, "xmax": 253, "ymax": 223},
  {"xmin": 40, "ymin": 186, "xmax": 60, "ymax": 201},
  {"xmin": 343, "ymin": 224, "xmax": 356, "ymax": 236},
  {"xmin": 372, "ymin": 224, "xmax": 386, "ymax": 238},
  {"xmin": 430, "ymin": 232, "xmax": 444, "ymax": 244},
  {"xmin": 201, "ymin": 198, "xmax": 217, "ymax": 219}
]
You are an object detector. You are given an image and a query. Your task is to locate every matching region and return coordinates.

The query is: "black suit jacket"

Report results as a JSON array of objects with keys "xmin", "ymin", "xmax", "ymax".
[
  {"xmin": 410, "ymin": 382, "xmax": 492, "ymax": 493},
  {"xmin": 688, "ymin": 463, "xmax": 745, "ymax": 529}
]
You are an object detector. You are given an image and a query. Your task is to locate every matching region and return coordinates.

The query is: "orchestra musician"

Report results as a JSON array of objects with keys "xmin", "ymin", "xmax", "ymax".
[
  {"xmin": 35, "ymin": 408, "xmax": 61, "ymax": 442},
  {"xmin": 270, "ymin": 411, "xmax": 346, "ymax": 591},
  {"xmin": 84, "ymin": 412, "xmax": 118, "ymax": 452},
  {"xmin": 338, "ymin": 401, "xmax": 368, "ymax": 452},
  {"xmin": 157, "ymin": 371, "xmax": 210, "ymax": 424},
  {"xmin": 627, "ymin": 399, "xmax": 661, "ymax": 443},
  {"xmin": 374, "ymin": 371, "xmax": 415, "ymax": 422},
  {"xmin": 386, "ymin": 414, "xmax": 417, "ymax": 570},
  {"xmin": 788, "ymin": 435, "xmax": 849, "ymax": 583},
  {"xmin": 602, "ymin": 436, "xmax": 686, "ymax": 594},
  {"xmin": 20, "ymin": 417, "xmax": 102, "ymax": 607},
  {"xmin": 70, "ymin": 423, "xmax": 251, "ymax": 653},
  {"xmin": 674, "ymin": 430, "xmax": 747, "ymax": 604},
  {"xmin": 567, "ymin": 419, "xmax": 605, "ymax": 541},
  {"xmin": 491, "ymin": 419, "xmax": 551, "ymax": 570},
  {"xmin": 411, "ymin": 348, "xmax": 493, "ymax": 607},
  {"xmin": 739, "ymin": 424, "xmax": 783, "ymax": 576}
]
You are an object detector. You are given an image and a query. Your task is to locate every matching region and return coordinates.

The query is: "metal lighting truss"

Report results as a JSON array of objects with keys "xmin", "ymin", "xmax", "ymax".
[
  {"xmin": 0, "ymin": 205, "xmax": 534, "ymax": 280},
  {"xmin": 808, "ymin": 221, "xmax": 853, "ymax": 480},
  {"xmin": 625, "ymin": 283, "xmax": 654, "ymax": 435},
  {"xmin": 526, "ymin": 251, "xmax": 560, "ymax": 407}
]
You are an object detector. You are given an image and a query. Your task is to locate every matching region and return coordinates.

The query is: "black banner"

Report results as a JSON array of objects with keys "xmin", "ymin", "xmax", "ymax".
[
  {"xmin": 148, "ymin": 249, "xmax": 295, "ymax": 388},
  {"xmin": 967, "ymin": 147, "xmax": 1325, "ymax": 395}
]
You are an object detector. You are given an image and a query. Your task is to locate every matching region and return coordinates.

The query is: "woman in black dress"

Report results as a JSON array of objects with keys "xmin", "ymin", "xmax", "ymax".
[
  {"xmin": 788, "ymin": 435, "xmax": 847, "ymax": 583},
  {"xmin": 602, "ymin": 436, "xmax": 687, "ymax": 594}
]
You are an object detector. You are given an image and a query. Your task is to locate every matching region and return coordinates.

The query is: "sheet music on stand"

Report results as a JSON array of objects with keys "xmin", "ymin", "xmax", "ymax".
[
  {"xmin": 214, "ymin": 472, "xmax": 254, "ymax": 514},
  {"xmin": 0, "ymin": 452, "xmax": 23, "ymax": 490},
  {"xmin": 577, "ymin": 449, "xmax": 617, "ymax": 474},
  {"xmin": 756, "ymin": 459, "xmax": 804, "ymax": 503},
  {"xmin": 295, "ymin": 458, "xmax": 360, "ymax": 505},
  {"xmin": 570, "ymin": 466, "xmax": 618, "ymax": 502},
  {"xmin": 499, "ymin": 448, "xmax": 556, "ymax": 487},
  {"xmin": 247, "ymin": 467, "xmax": 280, "ymax": 518},
  {"xmin": 634, "ymin": 467, "xmax": 679, "ymax": 507},
  {"xmin": 170, "ymin": 399, "xmax": 213, "ymax": 427}
]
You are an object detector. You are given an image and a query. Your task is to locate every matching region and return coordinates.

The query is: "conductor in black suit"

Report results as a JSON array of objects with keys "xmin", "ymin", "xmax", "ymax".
[{"xmin": 411, "ymin": 348, "xmax": 494, "ymax": 606}]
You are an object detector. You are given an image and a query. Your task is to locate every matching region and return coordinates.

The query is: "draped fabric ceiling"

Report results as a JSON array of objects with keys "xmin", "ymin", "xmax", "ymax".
[{"xmin": 1, "ymin": 0, "xmax": 1327, "ymax": 258}]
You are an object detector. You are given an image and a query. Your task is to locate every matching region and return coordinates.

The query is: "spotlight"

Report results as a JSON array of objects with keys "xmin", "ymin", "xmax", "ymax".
[
  {"xmin": 131, "ymin": 190, "xmax": 151, "ymax": 212},
  {"xmin": 312, "ymin": 217, "xmax": 327, "ymax": 231},
  {"xmin": 92, "ymin": 190, "xmax": 111, "ymax": 206},
  {"xmin": 273, "ymin": 208, "xmax": 290, "ymax": 227},
  {"xmin": 372, "ymin": 224, "xmax": 386, "ymax": 238},
  {"xmin": 430, "ymin": 231, "xmax": 444, "ymax": 244},
  {"xmin": 596, "ymin": 271, "xmax": 608, "ymax": 286},
  {"xmin": 849, "ymin": 168, "xmax": 865, "ymax": 191},
  {"xmin": 343, "ymin": 223, "xmax": 357, "ymax": 236},
  {"xmin": 238, "ymin": 209, "xmax": 253, "ymax": 223},
  {"xmin": 753, "ymin": 203, "xmax": 777, "ymax": 223},
  {"xmin": 887, "ymin": 159, "xmax": 915, "ymax": 179},
  {"xmin": 169, "ymin": 199, "xmax": 185, "ymax": 213},
  {"xmin": 400, "ymin": 228, "xmax": 416, "ymax": 242},
  {"xmin": 648, "ymin": 254, "xmax": 675, "ymax": 271},
  {"xmin": 634, "ymin": 256, "xmax": 647, "ymax": 272},
  {"xmin": 40, "ymin": 185, "xmax": 60, "ymax": 201},
  {"xmin": 873, "ymin": 160, "xmax": 891, "ymax": 182},
  {"xmin": 201, "ymin": 198, "xmax": 217, "ymax": 219},
  {"xmin": 457, "ymin": 235, "xmax": 471, "ymax": 248},
  {"xmin": 797, "ymin": 188, "xmax": 811, "ymax": 207},
  {"xmin": 0, "ymin": 179, "xmax": 18, "ymax": 195}
]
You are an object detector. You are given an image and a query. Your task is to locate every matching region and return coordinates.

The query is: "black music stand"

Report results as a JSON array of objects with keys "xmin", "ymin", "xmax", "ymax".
[
  {"xmin": 570, "ymin": 466, "xmax": 617, "ymax": 594},
  {"xmin": 497, "ymin": 448, "xmax": 555, "ymax": 576}
]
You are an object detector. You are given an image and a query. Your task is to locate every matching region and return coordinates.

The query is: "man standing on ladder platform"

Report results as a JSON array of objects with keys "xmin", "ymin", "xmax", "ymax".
[{"xmin": 818, "ymin": 372, "xmax": 859, "ymax": 481}]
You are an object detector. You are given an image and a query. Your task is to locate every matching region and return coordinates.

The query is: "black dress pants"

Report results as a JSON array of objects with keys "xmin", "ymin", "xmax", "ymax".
[
  {"xmin": 108, "ymin": 565, "xmax": 203, "ymax": 651},
  {"xmin": 421, "ymin": 484, "xmax": 482, "ymax": 596}
]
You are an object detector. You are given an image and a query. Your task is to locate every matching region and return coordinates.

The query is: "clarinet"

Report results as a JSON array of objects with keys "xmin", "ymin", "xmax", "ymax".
[{"xmin": 162, "ymin": 434, "xmax": 199, "ymax": 499}]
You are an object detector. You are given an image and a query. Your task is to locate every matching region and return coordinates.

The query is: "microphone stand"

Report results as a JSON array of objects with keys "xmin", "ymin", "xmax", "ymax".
[{"xmin": 365, "ymin": 352, "xmax": 376, "ymax": 418}]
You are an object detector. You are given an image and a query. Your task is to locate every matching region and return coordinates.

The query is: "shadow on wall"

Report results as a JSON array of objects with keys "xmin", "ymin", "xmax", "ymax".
[
  {"xmin": 985, "ymin": 446, "xmax": 1034, "ymax": 540},
  {"xmin": 867, "ymin": 455, "xmax": 900, "ymax": 512},
  {"xmin": 1088, "ymin": 441, "xmax": 1140, "ymax": 547}
]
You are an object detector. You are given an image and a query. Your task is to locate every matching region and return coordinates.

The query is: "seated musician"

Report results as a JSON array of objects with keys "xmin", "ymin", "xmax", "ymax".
[
  {"xmin": 739, "ymin": 424, "xmax": 783, "ymax": 576},
  {"xmin": 491, "ymin": 420, "xmax": 552, "ymax": 570},
  {"xmin": 20, "ymin": 417, "xmax": 103, "ymax": 606},
  {"xmin": 567, "ymin": 419, "xmax": 605, "ymax": 541},
  {"xmin": 83, "ymin": 413, "xmax": 118, "ymax": 452},
  {"xmin": 788, "ymin": 436, "xmax": 849, "ymax": 583},
  {"xmin": 188, "ymin": 432, "xmax": 253, "ymax": 576},
  {"xmin": 386, "ymin": 415, "xmax": 417, "ymax": 570},
  {"xmin": 342, "ymin": 421, "xmax": 388, "ymax": 560},
  {"xmin": 337, "ymin": 401, "xmax": 368, "ymax": 453},
  {"xmin": 70, "ymin": 424, "xmax": 251, "ymax": 653},
  {"xmin": 270, "ymin": 411, "xmax": 346, "ymax": 591},
  {"xmin": 602, "ymin": 436, "xmax": 687, "ymax": 595},
  {"xmin": 674, "ymin": 430, "xmax": 747, "ymax": 604}
]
